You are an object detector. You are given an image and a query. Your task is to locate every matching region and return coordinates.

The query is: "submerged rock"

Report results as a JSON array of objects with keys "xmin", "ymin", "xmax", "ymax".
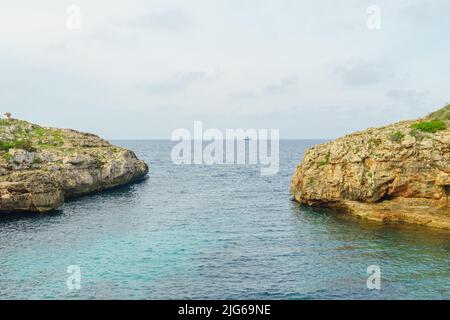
[
  {"xmin": 291, "ymin": 105, "xmax": 450, "ymax": 229},
  {"xmin": 0, "ymin": 119, "xmax": 148, "ymax": 213}
]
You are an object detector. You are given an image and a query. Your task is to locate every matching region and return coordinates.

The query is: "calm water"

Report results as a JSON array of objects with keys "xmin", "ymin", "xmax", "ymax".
[{"xmin": 0, "ymin": 140, "xmax": 449, "ymax": 300}]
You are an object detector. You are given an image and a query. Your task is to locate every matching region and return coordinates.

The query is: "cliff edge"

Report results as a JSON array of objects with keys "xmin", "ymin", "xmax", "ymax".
[
  {"xmin": 0, "ymin": 119, "xmax": 148, "ymax": 213},
  {"xmin": 291, "ymin": 105, "xmax": 450, "ymax": 229}
]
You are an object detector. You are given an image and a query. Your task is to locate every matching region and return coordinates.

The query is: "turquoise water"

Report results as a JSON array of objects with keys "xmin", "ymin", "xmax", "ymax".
[{"xmin": 0, "ymin": 140, "xmax": 449, "ymax": 300}]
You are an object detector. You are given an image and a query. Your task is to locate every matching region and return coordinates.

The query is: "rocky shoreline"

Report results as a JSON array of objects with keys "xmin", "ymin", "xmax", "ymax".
[
  {"xmin": 0, "ymin": 119, "xmax": 148, "ymax": 213},
  {"xmin": 291, "ymin": 105, "xmax": 450, "ymax": 229}
]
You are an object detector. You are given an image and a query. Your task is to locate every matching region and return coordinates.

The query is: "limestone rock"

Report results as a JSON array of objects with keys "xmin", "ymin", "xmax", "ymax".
[
  {"xmin": 0, "ymin": 119, "xmax": 148, "ymax": 213},
  {"xmin": 290, "ymin": 106, "xmax": 450, "ymax": 229}
]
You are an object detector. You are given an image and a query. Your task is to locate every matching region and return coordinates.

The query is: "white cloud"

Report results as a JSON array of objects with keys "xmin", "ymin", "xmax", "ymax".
[
  {"xmin": 263, "ymin": 76, "xmax": 298, "ymax": 94},
  {"xmin": 333, "ymin": 60, "xmax": 395, "ymax": 86},
  {"xmin": 110, "ymin": 9, "xmax": 192, "ymax": 31},
  {"xmin": 139, "ymin": 71, "xmax": 207, "ymax": 94},
  {"xmin": 386, "ymin": 89, "xmax": 429, "ymax": 106}
]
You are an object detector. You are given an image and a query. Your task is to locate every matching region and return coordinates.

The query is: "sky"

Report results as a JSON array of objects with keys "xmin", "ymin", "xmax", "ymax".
[{"xmin": 0, "ymin": 0, "xmax": 449, "ymax": 139}]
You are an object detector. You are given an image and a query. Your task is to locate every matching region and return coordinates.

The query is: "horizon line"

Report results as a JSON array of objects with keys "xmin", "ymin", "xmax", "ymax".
[{"xmin": 107, "ymin": 138, "xmax": 332, "ymax": 141}]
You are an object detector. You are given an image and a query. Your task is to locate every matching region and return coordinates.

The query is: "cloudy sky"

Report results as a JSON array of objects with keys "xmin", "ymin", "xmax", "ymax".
[{"xmin": 1, "ymin": 0, "xmax": 449, "ymax": 139}]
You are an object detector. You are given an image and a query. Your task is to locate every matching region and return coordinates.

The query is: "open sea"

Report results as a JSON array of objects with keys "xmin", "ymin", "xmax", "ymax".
[{"xmin": 0, "ymin": 140, "xmax": 449, "ymax": 299}]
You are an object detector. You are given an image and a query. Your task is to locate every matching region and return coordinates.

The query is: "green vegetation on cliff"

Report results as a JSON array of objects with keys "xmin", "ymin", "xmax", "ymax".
[
  {"xmin": 388, "ymin": 130, "xmax": 405, "ymax": 142},
  {"xmin": 0, "ymin": 119, "xmax": 65, "ymax": 153},
  {"xmin": 411, "ymin": 120, "xmax": 447, "ymax": 133},
  {"xmin": 427, "ymin": 104, "xmax": 450, "ymax": 121}
]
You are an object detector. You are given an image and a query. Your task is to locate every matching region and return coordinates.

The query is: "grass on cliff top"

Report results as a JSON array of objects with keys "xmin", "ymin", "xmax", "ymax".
[
  {"xmin": 427, "ymin": 104, "xmax": 450, "ymax": 121},
  {"xmin": 0, "ymin": 118, "xmax": 29, "ymax": 126},
  {"xmin": 0, "ymin": 119, "xmax": 65, "ymax": 152},
  {"xmin": 388, "ymin": 130, "xmax": 405, "ymax": 142},
  {"xmin": 0, "ymin": 139, "xmax": 35, "ymax": 152},
  {"xmin": 410, "ymin": 120, "xmax": 447, "ymax": 133}
]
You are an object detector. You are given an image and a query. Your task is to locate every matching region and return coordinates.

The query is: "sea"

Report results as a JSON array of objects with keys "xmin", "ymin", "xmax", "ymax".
[{"xmin": 0, "ymin": 140, "xmax": 448, "ymax": 299}]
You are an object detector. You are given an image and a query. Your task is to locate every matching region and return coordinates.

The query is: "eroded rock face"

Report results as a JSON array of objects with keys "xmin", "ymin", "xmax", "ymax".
[
  {"xmin": 0, "ymin": 120, "xmax": 148, "ymax": 213},
  {"xmin": 291, "ymin": 108, "xmax": 450, "ymax": 229}
]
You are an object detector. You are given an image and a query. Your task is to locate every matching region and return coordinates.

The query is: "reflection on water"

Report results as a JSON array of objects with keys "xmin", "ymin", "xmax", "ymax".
[{"xmin": 0, "ymin": 140, "xmax": 448, "ymax": 299}]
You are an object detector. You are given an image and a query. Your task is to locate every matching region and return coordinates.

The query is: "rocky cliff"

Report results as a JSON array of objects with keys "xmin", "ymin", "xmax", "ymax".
[
  {"xmin": 291, "ymin": 105, "xmax": 450, "ymax": 229},
  {"xmin": 0, "ymin": 119, "xmax": 148, "ymax": 213}
]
